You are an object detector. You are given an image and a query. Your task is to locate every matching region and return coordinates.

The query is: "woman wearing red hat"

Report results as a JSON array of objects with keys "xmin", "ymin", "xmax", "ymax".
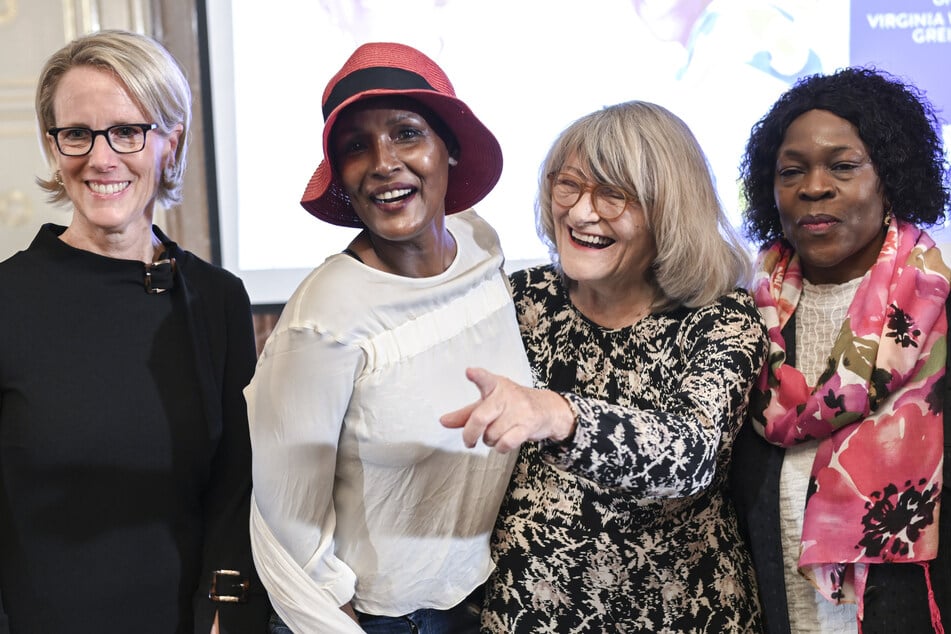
[{"xmin": 245, "ymin": 42, "xmax": 532, "ymax": 634}]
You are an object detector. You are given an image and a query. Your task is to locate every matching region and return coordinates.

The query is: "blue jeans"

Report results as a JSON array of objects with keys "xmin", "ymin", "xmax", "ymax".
[
  {"xmin": 267, "ymin": 612, "xmax": 293, "ymax": 634},
  {"xmin": 266, "ymin": 588, "xmax": 481, "ymax": 634},
  {"xmin": 356, "ymin": 600, "xmax": 480, "ymax": 634}
]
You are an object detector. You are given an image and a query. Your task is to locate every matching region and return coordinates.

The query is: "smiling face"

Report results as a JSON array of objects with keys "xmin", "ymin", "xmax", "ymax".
[
  {"xmin": 774, "ymin": 109, "xmax": 887, "ymax": 284},
  {"xmin": 553, "ymin": 157, "xmax": 657, "ymax": 294},
  {"xmin": 50, "ymin": 66, "xmax": 180, "ymax": 250},
  {"xmin": 332, "ymin": 98, "xmax": 451, "ymax": 248}
]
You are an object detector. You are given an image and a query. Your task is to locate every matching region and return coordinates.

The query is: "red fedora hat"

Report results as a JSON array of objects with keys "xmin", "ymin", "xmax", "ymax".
[{"xmin": 300, "ymin": 42, "xmax": 503, "ymax": 227}]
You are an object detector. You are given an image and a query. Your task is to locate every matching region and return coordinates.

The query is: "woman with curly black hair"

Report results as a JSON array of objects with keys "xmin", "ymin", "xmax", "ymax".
[{"xmin": 731, "ymin": 66, "xmax": 951, "ymax": 633}]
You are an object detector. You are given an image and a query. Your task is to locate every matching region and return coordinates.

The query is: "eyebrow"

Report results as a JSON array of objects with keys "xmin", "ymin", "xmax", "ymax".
[
  {"xmin": 386, "ymin": 111, "xmax": 429, "ymax": 126},
  {"xmin": 334, "ymin": 111, "xmax": 428, "ymax": 136},
  {"xmin": 776, "ymin": 145, "xmax": 868, "ymax": 161},
  {"xmin": 559, "ymin": 165, "xmax": 588, "ymax": 178}
]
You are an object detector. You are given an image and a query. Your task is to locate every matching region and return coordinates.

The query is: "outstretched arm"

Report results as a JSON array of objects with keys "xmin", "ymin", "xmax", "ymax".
[
  {"xmin": 443, "ymin": 292, "xmax": 768, "ymax": 498},
  {"xmin": 440, "ymin": 367, "xmax": 576, "ymax": 453}
]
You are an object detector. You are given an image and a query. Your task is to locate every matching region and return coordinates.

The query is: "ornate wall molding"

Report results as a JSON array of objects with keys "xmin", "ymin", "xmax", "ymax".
[
  {"xmin": 60, "ymin": 0, "xmax": 151, "ymax": 41},
  {"xmin": 0, "ymin": 79, "xmax": 36, "ymax": 135},
  {"xmin": 0, "ymin": 189, "xmax": 33, "ymax": 227},
  {"xmin": 0, "ymin": 1, "xmax": 17, "ymax": 26}
]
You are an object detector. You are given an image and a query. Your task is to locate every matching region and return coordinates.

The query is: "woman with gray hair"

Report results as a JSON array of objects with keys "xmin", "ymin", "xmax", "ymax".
[
  {"xmin": 442, "ymin": 100, "xmax": 767, "ymax": 632},
  {"xmin": 0, "ymin": 30, "xmax": 268, "ymax": 632}
]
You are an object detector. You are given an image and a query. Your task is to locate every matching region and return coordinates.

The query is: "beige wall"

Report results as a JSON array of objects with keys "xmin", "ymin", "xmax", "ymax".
[{"xmin": 0, "ymin": 0, "xmax": 211, "ymax": 262}]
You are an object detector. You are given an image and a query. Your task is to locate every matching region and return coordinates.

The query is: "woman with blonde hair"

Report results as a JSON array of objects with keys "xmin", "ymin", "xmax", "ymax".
[
  {"xmin": 442, "ymin": 100, "xmax": 767, "ymax": 632},
  {"xmin": 0, "ymin": 30, "xmax": 268, "ymax": 632}
]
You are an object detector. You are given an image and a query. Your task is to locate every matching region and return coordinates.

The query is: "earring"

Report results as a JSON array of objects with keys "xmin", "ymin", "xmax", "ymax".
[
  {"xmin": 54, "ymin": 170, "xmax": 63, "ymax": 185},
  {"xmin": 448, "ymin": 157, "xmax": 459, "ymax": 167},
  {"xmin": 883, "ymin": 203, "xmax": 893, "ymax": 228}
]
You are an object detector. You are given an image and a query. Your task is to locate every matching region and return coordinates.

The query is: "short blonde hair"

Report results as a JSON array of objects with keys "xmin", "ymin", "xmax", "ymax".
[
  {"xmin": 537, "ymin": 101, "xmax": 750, "ymax": 309},
  {"xmin": 35, "ymin": 29, "xmax": 192, "ymax": 207}
]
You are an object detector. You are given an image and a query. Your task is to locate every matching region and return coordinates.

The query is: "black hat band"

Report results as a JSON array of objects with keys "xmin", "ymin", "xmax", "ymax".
[{"xmin": 323, "ymin": 67, "xmax": 437, "ymax": 121}]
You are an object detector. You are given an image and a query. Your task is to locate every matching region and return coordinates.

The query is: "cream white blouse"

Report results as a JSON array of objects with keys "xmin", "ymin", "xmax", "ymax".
[{"xmin": 246, "ymin": 210, "xmax": 533, "ymax": 632}]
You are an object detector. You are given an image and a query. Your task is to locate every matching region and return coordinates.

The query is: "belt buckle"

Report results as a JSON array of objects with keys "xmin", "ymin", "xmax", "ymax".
[
  {"xmin": 144, "ymin": 258, "xmax": 176, "ymax": 294},
  {"xmin": 209, "ymin": 569, "xmax": 250, "ymax": 603}
]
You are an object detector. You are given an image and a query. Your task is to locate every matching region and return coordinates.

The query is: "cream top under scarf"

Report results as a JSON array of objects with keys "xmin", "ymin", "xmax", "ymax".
[{"xmin": 781, "ymin": 277, "xmax": 863, "ymax": 633}]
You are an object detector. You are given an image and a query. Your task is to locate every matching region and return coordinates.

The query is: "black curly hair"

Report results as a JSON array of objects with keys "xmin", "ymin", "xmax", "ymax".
[{"xmin": 740, "ymin": 66, "xmax": 950, "ymax": 247}]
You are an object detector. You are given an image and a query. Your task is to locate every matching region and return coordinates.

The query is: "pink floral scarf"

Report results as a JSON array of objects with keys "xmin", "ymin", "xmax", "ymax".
[{"xmin": 750, "ymin": 219, "xmax": 949, "ymax": 628}]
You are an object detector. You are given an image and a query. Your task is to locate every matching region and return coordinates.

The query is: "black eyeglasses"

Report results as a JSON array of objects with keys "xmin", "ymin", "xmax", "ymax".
[
  {"xmin": 47, "ymin": 123, "xmax": 158, "ymax": 156},
  {"xmin": 547, "ymin": 172, "xmax": 633, "ymax": 220}
]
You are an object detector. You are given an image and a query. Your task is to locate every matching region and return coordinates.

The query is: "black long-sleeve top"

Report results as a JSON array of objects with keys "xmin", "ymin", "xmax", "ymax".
[{"xmin": 0, "ymin": 224, "xmax": 269, "ymax": 633}]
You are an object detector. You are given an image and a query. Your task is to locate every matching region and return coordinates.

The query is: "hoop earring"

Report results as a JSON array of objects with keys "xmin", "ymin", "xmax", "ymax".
[{"xmin": 883, "ymin": 204, "xmax": 893, "ymax": 228}]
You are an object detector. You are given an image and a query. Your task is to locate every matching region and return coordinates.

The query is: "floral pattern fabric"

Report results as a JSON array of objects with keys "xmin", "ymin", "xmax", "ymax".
[
  {"xmin": 749, "ymin": 220, "xmax": 950, "ymax": 619},
  {"xmin": 481, "ymin": 265, "xmax": 767, "ymax": 633}
]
